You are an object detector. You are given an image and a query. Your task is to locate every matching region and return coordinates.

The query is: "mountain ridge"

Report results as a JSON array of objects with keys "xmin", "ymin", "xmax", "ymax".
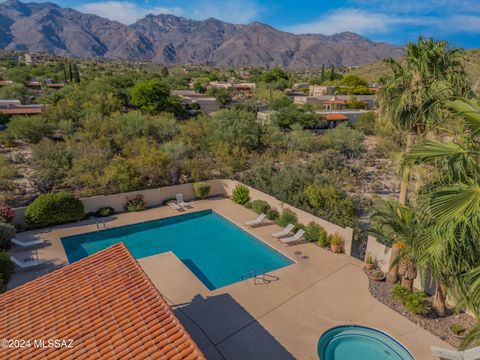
[{"xmin": 0, "ymin": 0, "xmax": 405, "ymax": 68}]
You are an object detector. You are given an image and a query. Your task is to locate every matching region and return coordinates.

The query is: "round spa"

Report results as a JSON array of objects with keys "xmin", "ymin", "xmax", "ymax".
[{"xmin": 317, "ymin": 325, "xmax": 415, "ymax": 360}]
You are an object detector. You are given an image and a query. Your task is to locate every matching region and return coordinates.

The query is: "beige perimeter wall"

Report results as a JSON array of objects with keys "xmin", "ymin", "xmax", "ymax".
[{"xmin": 11, "ymin": 179, "xmax": 354, "ymax": 254}]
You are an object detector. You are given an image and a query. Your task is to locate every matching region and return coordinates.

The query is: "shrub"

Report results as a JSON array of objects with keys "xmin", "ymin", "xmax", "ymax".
[
  {"xmin": 193, "ymin": 182, "xmax": 211, "ymax": 199},
  {"xmin": 305, "ymin": 222, "xmax": 322, "ymax": 243},
  {"xmin": 294, "ymin": 223, "xmax": 305, "ymax": 233},
  {"xmin": 392, "ymin": 284, "xmax": 429, "ymax": 315},
  {"xmin": 251, "ymin": 200, "xmax": 271, "ymax": 214},
  {"xmin": 244, "ymin": 201, "xmax": 253, "ymax": 209},
  {"xmin": 124, "ymin": 195, "xmax": 147, "ymax": 212},
  {"xmin": 450, "ymin": 324, "xmax": 466, "ymax": 336},
  {"xmin": 0, "ymin": 205, "xmax": 14, "ymax": 223},
  {"xmin": 232, "ymin": 184, "xmax": 250, "ymax": 205},
  {"xmin": 25, "ymin": 192, "xmax": 84, "ymax": 228},
  {"xmin": 365, "ymin": 253, "xmax": 374, "ymax": 264},
  {"xmin": 318, "ymin": 228, "xmax": 329, "ymax": 247},
  {"xmin": 277, "ymin": 209, "xmax": 298, "ymax": 227},
  {"xmin": 0, "ymin": 223, "xmax": 15, "ymax": 251},
  {"xmin": 404, "ymin": 292, "xmax": 429, "ymax": 315},
  {"xmin": 96, "ymin": 207, "xmax": 114, "ymax": 217},
  {"xmin": 266, "ymin": 207, "xmax": 280, "ymax": 221},
  {"xmin": 0, "ymin": 251, "xmax": 14, "ymax": 293}
]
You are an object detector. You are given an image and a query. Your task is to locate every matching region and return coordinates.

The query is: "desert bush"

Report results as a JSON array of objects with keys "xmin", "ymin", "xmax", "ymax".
[
  {"xmin": 392, "ymin": 283, "xmax": 429, "ymax": 315},
  {"xmin": 0, "ymin": 205, "xmax": 14, "ymax": 223},
  {"xmin": 25, "ymin": 192, "xmax": 84, "ymax": 228},
  {"xmin": 266, "ymin": 207, "xmax": 280, "ymax": 221},
  {"xmin": 193, "ymin": 182, "xmax": 211, "ymax": 199},
  {"xmin": 96, "ymin": 207, "xmax": 114, "ymax": 217},
  {"xmin": 305, "ymin": 222, "xmax": 323, "ymax": 242},
  {"xmin": 318, "ymin": 228, "xmax": 329, "ymax": 247},
  {"xmin": 277, "ymin": 208, "xmax": 298, "ymax": 227},
  {"xmin": 232, "ymin": 184, "xmax": 250, "ymax": 205},
  {"xmin": 329, "ymin": 233, "xmax": 344, "ymax": 246},
  {"xmin": 124, "ymin": 195, "xmax": 147, "ymax": 212},
  {"xmin": 251, "ymin": 200, "xmax": 271, "ymax": 214},
  {"xmin": 0, "ymin": 223, "xmax": 15, "ymax": 250},
  {"xmin": 294, "ymin": 222, "xmax": 305, "ymax": 233}
]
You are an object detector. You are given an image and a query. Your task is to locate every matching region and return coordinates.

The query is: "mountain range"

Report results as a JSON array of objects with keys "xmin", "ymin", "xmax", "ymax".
[{"xmin": 0, "ymin": 0, "xmax": 404, "ymax": 68}]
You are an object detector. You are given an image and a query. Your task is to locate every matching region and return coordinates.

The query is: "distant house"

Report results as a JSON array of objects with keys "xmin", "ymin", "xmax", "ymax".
[
  {"xmin": 209, "ymin": 81, "xmax": 232, "ymax": 89},
  {"xmin": 0, "ymin": 243, "xmax": 205, "ymax": 360},
  {"xmin": 256, "ymin": 110, "xmax": 278, "ymax": 125},
  {"xmin": 172, "ymin": 90, "xmax": 220, "ymax": 114},
  {"xmin": 45, "ymin": 82, "xmax": 65, "ymax": 89},
  {"xmin": 233, "ymin": 83, "xmax": 256, "ymax": 95},
  {"xmin": 0, "ymin": 80, "xmax": 13, "ymax": 86},
  {"xmin": 322, "ymin": 113, "xmax": 349, "ymax": 128},
  {"xmin": 316, "ymin": 109, "xmax": 371, "ymax": 123},
  {"xmin": 323, "ymin": 97, "xmax": 348, "ymax": 110},
  {"xmin": 0, "ymin": 99, "xmax": 43, "ymax": 116},
  {"xmin": 309, "ymin": 85, "xmax": 336, "ymax": 96},
  {"xmin": 294, "ymin": 94, "xmax": 375, "ymax": 109}
]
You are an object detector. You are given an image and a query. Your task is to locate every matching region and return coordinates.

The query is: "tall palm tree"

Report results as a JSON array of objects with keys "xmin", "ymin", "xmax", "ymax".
[
  {"xmin": 376, "ymin": 37, "xmax": 472, "ymax": 283},
  {"xmin": 370, "ymin": 201, "xmax": 424, "ymax": 290},
  {"xmin": 403, "ymin": 99, "xmax": 480, "ymax": 317}
]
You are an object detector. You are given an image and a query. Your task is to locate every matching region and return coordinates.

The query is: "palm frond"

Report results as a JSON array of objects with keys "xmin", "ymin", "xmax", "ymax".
[{"xmin": 448, "ymin": 99, "xmax": 480, "ymax": 137}]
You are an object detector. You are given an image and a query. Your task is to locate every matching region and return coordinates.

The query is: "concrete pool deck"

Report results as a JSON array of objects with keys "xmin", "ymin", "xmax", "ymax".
[{"xmin": 8, "ymin": 197, "xmax": 451, "ymax": 359}]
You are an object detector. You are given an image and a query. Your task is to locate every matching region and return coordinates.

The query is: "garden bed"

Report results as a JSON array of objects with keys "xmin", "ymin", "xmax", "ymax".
[{"xmin": 366, "ymin": 270, "xmax": 476, "ymax": 348}]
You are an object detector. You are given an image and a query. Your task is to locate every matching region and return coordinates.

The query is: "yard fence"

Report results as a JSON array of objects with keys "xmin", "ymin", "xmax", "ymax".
[{"xmin": 11, "ymin": 179, "xmax": 355, "ymax": 255}]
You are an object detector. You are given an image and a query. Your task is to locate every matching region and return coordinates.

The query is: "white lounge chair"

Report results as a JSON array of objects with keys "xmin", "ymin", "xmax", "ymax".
[
  {"xmin": 271, "ymin": 224, "xmax": 295, "ymax": 238},
  {"xmin": 431, "ymin": 346, "xmax": 480, "ymax": 360},
  {"xmin": 245, "ymin": 213, "xmax": 267, "ymax": 227},
  {"xmin": 10, "ymin": 256, "xmax": 46, "ymax": 269},
  {"xmin": 280, "ymin": 229, "xmax": 305, "ymax": 244},
  {"xmin": 168, "ymin": 202, "xmax": 183, "ymax": 212},
  {"xmin": 11, "ymin": 238, "xmax": 45, "ymax": 248},
  {"xmin": 176, "ymin": 193, "xmax": 192, "ymax": 208}
]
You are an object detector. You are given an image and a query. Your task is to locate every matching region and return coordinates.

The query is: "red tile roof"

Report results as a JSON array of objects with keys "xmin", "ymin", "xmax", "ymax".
[
  {"xmin": 324, "ymin": 113, "xmax": 348, "ymax": 121},
  {"xmin": 0, "ymin": 107, "xmax": 43, "ymax": 115},
  {"xmin": 0, "ymin": 243, "xmax": 205, "ymax": 360}
]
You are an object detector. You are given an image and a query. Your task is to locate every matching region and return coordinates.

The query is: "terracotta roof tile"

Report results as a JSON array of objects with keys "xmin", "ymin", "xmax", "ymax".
[
  {"xmin": 0, "ymin": 243, "xmax": 205, "ymax": 360},
  {"xmin": 0, "ymin": 107, "xmax": 43, "ymax": 115},
  {"xmin": 324, "ymin": 113, "xmax": 349, "ymax": 121}
]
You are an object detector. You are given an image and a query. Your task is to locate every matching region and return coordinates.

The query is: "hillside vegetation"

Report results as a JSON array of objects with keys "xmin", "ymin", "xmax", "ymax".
[{"xmin": 348, "ymin": 49, "xmax": 480, "ymax": 92}]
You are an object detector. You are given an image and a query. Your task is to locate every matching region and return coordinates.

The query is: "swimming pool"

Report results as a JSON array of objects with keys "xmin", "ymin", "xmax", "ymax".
[
  {"xmin": 318, "ymin": 325, "xmax": 415, "ymax": 360},
  {"xmin": 61, "ymin": 210, "xmax": 293, "ymax": 290}
]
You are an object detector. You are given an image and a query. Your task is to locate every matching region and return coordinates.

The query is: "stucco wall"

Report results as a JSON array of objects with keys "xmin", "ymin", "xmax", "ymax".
[{"xmin": 11, "ymin": 179, "xmax": 354, "ymax": 255}]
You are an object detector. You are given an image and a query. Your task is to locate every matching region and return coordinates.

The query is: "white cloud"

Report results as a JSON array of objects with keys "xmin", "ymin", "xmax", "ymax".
[
  {"xmin": 285, "ymin": 8, "xmax": 480, "ymax": 36},
  {"xmin": 76, "ymin": 1, "xmax": 182, "ymax": 24},
  {"xmin": 75, "ymin": 0, "xmax": 260, "ymax": 25}
]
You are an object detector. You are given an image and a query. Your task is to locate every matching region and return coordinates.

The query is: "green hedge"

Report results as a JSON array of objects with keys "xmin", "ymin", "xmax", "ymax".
[
  {"xmin": 0, "ymin": 252, "xmax": 14, "ymax": 293},
  {"xmin": 304, "ymin": 222, "xmax": 326, "ymax": 243},
  {"xmin": 96, "ymin": 207, "xmax": 114, "ymax": 217},
  {"xmin": 266, "ymin": 207, "xmax": 279, "ymax": 220},
  {"xmin": 193, "ymin": 182, "xmax": 211, "ymax": 199},
  {"xmin": 124, "ymin": 195, "xmax": 147, "ymax": 212},
  {"xmin": 0, "ymin": 223, "xmax": 15, "ymax": 251},
  {"xmin": 251, "ymin": 200, "xmax": 271, "ymax": 214},
  {"xmin": 232, "ymin": 185, "xmax": 250, "ymax": 205},
  {"xmin": 25, "ymin": 192, "xmax": 85, "ymax": 228}
]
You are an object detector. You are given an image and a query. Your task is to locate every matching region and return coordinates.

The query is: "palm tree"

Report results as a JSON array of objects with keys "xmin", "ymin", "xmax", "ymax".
[
  {"xmin": 376, "ymin": 37, "xmax": 472, "ymax": 282},
  {"xmin": 370, "ymin": 201, "xmax": 424, "ymax": 290},
  {"xmin": 403, "ymin": 99, "xmax": 480, "ymax": 316}
]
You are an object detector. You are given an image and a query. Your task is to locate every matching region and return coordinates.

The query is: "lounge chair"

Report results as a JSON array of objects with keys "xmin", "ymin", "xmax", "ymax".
[
  {"xmin": 10, "ymin": 255, "xmax": 46, "ymax": 269},
  {"xmin": 11, "ymin": 238, "xmax": 45, "ymax": 248},
  {"xmin": 280, "ymin": 229, "xmax": 305, "ymax": 244},
  {"xmin": 168, "ymin": 202, "xmax": 183, "ymax": 212},
  {"xmin": 431, "ymin": 346, "xmax": 480, "ymax": 360},
  {"xmin": 271, "ymin": 224, "xmax": 294, "ymax": 238},
  {"xmin": 176, "ymin": 193, "xmax": 192, "ymax": 208},
  {"xmin": 245, "ymin": 213, "xmax": 267, "ymax": 227}
]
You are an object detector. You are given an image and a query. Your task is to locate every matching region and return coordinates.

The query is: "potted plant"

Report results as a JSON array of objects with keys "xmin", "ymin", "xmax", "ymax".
[
  {"xmin": 329, "ymin": 233, "xmax": 344, "ymax": 253},
  {"xmin": 449, "ymin": 324, "xmax": 467, "ymax": 339},
  {"xmin": 364, "ymin": 253, "xmax": 375, "ymax": 270},
  {"xmin": 368, "ymin": 269, "xmax": 386, "ymax": 282}
]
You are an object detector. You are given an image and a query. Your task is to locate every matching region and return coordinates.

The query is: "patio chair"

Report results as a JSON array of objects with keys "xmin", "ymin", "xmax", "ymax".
[
  {"xmin": 431, "ymin": 345, "xmax": 480, "ymax": 360},
  {"xmin": 176, "ymin": 193, "xmax": 192, "ymax": 208},
  {"xmin": 10, "ymin": 255, "xmax": 46, "ymax": 269},
  {"xmin": 168, "ymin": 202, "xmax": 183, "ymax": 212},
  {"xmin": 11, "ymin": 238, "xmax": 45, "ymax": 248},
  {"xmin": 245, "ymin": 213, "xmax": 267, "ymax": 227},
  {"xmin": 271, "ymin": 223, "xmax": 294, "ymax": 238},
  {"xmin": 280, "ymin": 229, "xmax": 305, "ymax": 244}
]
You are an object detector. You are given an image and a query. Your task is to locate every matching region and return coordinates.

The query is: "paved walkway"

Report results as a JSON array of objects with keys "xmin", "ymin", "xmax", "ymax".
[{"xmin": 9, "ymin": 198, "xmax": 451, "ymax": 359}]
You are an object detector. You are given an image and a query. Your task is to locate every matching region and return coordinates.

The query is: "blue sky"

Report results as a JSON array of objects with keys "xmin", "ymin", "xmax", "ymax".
[{"xmin": 54, "ymin": 0, "xmax": 479, "ymax": 47}]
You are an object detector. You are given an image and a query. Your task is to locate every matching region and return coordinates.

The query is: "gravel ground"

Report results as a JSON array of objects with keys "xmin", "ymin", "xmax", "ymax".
[{"xmin": 366, "ymin": 270, "xmax": 476, "ymax": 348}]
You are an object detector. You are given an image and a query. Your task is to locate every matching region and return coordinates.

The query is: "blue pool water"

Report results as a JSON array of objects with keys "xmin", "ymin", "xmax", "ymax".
[
  {"xmin": 318, "ymin": 326, "xmax": 415, "ymax": 360},
  {"xmin": 61, "ymin": 210, "xmax": 293, "ymax": 290}
]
